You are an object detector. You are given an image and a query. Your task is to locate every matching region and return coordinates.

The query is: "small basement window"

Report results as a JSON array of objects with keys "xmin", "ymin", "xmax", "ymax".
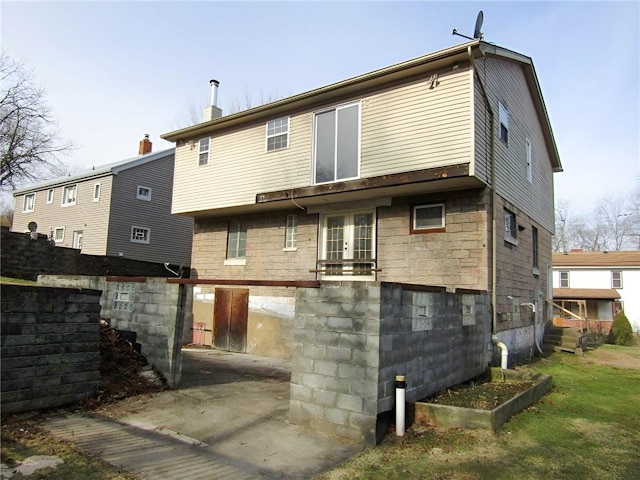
[{"xmin": 411, "ymin": 203, "xmax": 445, "ymax": 233}]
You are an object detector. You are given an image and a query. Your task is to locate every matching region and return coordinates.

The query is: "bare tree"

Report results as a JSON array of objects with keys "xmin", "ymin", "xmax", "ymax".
[
  {"xmin": 0, "ymin": 52, "xmax": 73, "ymax": 189},
  {"xmin": 553, "ymin": 199, "xmax": 571, "ymax": 252}
]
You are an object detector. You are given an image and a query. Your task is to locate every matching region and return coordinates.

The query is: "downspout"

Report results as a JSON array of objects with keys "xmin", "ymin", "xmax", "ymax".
[{"xmin": 468, "ymin": 46, "xmax": 508, "ymax": 367}]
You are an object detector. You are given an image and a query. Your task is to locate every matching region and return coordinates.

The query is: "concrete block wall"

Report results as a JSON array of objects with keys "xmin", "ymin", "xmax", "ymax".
[
  {"xmin": 377, "ymin": 189, "xmax": 490, "ymax": 290},
  {"xmin": 1, "ymin": 229, "xmax": 188, "ymax": 282},
  {"xmin": 290, "ymin": 282, "xmax": 381, "ymax": 444},
  {"xmin": 191, "ymin": 211, "xmax": 318, "ymax": 281},
  {"xmin": 38, "ymin": 276, "xmax": 190, "ymax": 387},
  {"xmin": 290, "ymin": 281, "xmax": 492, "ymax": 445},
  {"xmin": 1, "ymin": 285, "xmax": 101, "ymax": 414}
]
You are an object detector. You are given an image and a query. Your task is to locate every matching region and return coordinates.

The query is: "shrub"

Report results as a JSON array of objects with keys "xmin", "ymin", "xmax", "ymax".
[{"xmin": 608, "ymin": 310, "xmax": 634, "ymax": 346}]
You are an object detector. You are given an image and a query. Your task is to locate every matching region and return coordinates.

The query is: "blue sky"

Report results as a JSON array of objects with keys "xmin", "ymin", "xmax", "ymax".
[{"xmin": 2, "ymin": 1, "xmax": 639, "ymax": 214}]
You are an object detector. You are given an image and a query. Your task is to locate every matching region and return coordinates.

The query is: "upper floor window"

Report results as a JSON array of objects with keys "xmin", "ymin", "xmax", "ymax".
[
  {"xmin": 504, "ymin": 208, "xmax": 517, "ymax": 244},
  {"xmin": 137, "ymin": 185, "xmax": 151, "ymax": 201},
  {"xmin": 199, "ymin": 138, "xmax": 210, "ymax": 166},
  {"xmin": 47, "ymin": 189, "xmax": 54, "ymax": 204},
  {"xmin": 314, "ymin": 102, "xmax": 360, "ymax": 184},
  {"xmin": 284, "ymin": 214, "xmax": 298, "ymax": 250},
  {"xmin": 62, "ymin": 185, "xmax": 77, "ymax": 206},
  {"xmin": 526, "ymin": 138, "xmax": 532, "ymax": 183},
  {"xmin": 266, "ymin": 117, "xmax": 289, "ymax": 151},
  {"xmin": 499, "ymin": 102, "xmax": 509, "ymax": 145},
  {"xmin": 131, "ymin": 226, "xmax": 150, "ymax": 244},
  {"xmin": 93, "ymin": 183, "xmax": 101, "ymax": 202},
  {"xmin": 23, "ymin": 193, "xmax": 35, "ymax": 213},
  {"xmin": 612, "ymin": 271, "xmax": 623, "ymax": 289},
  {"xmin": 411, "ymin": 203, "xmax": 445, "ymax": 233},
  {"xmin": 226, "ymin": 221, "xmax": 247, "ymax": 260},
  {"xmin": 559, "ymin": 271, "xmax": 569, "ymax": 288}
]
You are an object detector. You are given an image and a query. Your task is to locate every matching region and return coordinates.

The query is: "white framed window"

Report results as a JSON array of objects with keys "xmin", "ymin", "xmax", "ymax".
[
  {"xmin": 23, "ymin": 193, "xmax": 35, "ymax": 213},
  {"xmin": 136, "ymin": 185, "xmax": 151, "ymax": 201},
  {"xmin": 47, "ymin": 189, "xmax": 54, "ymax": 204},
  {"xmin": 62, "ymin": 185, "xmax": 77, "ymax": 206},
  {"xmin": 225, "ymin": 221, "xmax": 247, "ymax": 264},
  {"xmin": 284, "ymin": 214, "xmax": 298, "ymax": 250},
  {"xmin": 412, "ymin": 203, "xmax": 445, "ymax": 233},
  {"xmin": 559, "ymin": 271, "xmax": 569, "ymax": 288},
  {"xmin": 130, "ymin": 226, "xmax": 150, "ymax": 244},
  {"xmin": 504, "ymin": 208, "xmax": 517, "ymax": 244},
  {"xmin": 525, "ymin": 138, "xmax": 532, "ymax": 183},
  {"xmin": 313, "ymin": 102, "xmax": 360, "ymax": 184},
  {"xmin": 532, "ymin": 226, "xmax": 539, "ymax": 273},
  {"xmin": 499, "ymin": 102, "xmax": 509, "ymax": 145},
  {"xmin": 72, "ymin": 230, "xmax": 83, "ymax": 249},
  {"xmin": 612, "ymin": 271, "xmax": 623, "ymax": 289},
  {"xmin": 318, "ymin": 210, "xmax": 375, "ymax": 280},
  {"xmin": 93, "ymin": 183, "xmax": 101, "ymax": 202},
  {"xmin": 54, "ymin": 227, "xmax": 65, "ymax": 242},
  {"xmin": 266, "ymin": 117, "xmax": 289, "ymax": 151},
  {"xmin": 199, "ymin": 138, "xmax": 210, "ymax": 166}
]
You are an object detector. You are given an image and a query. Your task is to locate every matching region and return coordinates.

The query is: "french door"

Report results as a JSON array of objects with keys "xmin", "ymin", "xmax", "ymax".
[{"xmin": 320, "ymin": 211, "xmax": 375, "ymax": 279}]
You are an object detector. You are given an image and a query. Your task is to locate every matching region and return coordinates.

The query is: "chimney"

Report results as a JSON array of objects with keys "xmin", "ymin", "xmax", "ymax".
[
  {"xmin": 138, "ymin": 134, "xmax": 152, "ymax": 155},
  {"xmin": 202, "ymin": 79, "xmax": 223, "ymax": 122}
]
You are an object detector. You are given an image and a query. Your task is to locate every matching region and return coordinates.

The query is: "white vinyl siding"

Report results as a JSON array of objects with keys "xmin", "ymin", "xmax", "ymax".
[{"xmin": 171, "ymin": 66, "xmax": 473, "ymax": 215}]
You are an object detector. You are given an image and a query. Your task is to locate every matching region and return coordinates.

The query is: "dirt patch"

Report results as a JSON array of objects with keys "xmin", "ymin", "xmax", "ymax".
[
  {"xmin": 581, "ymin": 345, "xmax": 640, "ymax": 370},
  {"xmin": 424, "ymin": 377, "xmax": 533, "ymax": 410}
]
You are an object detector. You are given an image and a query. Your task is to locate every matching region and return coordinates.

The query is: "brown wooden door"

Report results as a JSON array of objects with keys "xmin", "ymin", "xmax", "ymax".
[{"xmin": 213, "ymin": 288, "xmax": 248, "ymax": 353}]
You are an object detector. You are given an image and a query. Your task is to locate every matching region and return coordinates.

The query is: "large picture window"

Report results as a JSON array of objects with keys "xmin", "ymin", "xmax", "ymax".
[{"xmin": 314, "ymin": 102, "xmax": 360, "ymax": 184}]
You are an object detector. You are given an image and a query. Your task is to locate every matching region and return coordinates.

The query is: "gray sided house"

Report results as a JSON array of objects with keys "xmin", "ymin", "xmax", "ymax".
[
  {"xmin": 12, "ymin": 138, "xmax": 193, "ymax": 266},
  {"xmin": 162, "ymin": 40, "xmax": 562, "ymax": 443}
]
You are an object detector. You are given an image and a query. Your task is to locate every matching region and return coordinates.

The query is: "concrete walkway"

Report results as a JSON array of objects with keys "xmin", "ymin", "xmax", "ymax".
[{"xmin": 43, "ymin": 349, "xmax": 363, "ymax": 479}]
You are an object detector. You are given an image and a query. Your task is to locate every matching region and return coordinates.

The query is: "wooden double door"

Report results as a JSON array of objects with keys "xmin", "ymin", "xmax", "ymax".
[{"xmin": 213, "ymin": 288, "xmax": 249, "ymax": 353}]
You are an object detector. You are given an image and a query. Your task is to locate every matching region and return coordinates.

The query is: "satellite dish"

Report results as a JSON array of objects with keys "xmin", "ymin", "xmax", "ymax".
[
  {"xmin": 28, "ymin": 221, "xmax": 38, "ymax": 232},
  {"xmin": 473, "ymin": 11, "xmax": 484, "ymax": 39}
]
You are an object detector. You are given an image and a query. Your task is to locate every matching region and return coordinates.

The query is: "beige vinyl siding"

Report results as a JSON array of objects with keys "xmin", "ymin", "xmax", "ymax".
[
  {"xmin": 172, "ymin": 66, "xmax": 473, "ymax": 215},
  {"xmin": 472, "ymin": 75, "xmax": 491, "ymax": 183},
  {"xmin": 478, "ymin": 57, "xmax": 555, "ymax": 232},
  {"xmin": 11, "ymin": 176, "xmax": 113, "ymax": 255},
  {"xmin": 107, "ymin": 153, "xmax": 194, "ymax": 265}
]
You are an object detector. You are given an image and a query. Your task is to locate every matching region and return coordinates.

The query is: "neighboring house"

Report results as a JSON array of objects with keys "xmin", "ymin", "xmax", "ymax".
[
  {"xmin": 552, "ymin": 251, "xmax": 640, "ymax": 333},
  {"xmin": 162, "ymin": 38, "xmax": 562, "ymax": 445},
  {"xmin": 11, "ymin": 136, "xmax": 193, "ymax": 266}
]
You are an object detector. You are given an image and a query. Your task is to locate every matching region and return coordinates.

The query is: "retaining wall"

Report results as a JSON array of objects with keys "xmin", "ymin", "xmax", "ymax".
[
  {"xmin": 290, "ymin": 281, "xmax": 491, "ymax": 444},
  {"xmin": 1, "ymin": 285, "xmax": 102, "ymax": 414},
  {"xmin": 38, "ymin": 276, "xmax": 191, "ymax": 387}
]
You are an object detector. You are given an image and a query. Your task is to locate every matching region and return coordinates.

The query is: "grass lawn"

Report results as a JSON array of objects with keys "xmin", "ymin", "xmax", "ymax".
[
  {"xmin": 317, "ymin": 345, "xmax": 640, "ymax": 480},
  {"xmin": 0, "ymin": 276, "xmax": 37, "ymax": 286}
]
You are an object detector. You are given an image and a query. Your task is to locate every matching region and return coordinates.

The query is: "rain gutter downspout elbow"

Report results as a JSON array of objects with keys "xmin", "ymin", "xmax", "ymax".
[{"xmin": 492, "ymin": 336, "xmax": 509, "ymax": 370}]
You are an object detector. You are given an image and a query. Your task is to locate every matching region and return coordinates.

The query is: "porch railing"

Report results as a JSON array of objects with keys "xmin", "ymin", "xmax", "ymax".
[{"xmin": 310, "ymin": 258, "xmax": 380, "ymax": 275}]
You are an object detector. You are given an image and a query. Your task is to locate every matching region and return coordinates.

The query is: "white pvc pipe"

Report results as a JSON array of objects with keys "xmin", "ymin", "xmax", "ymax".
[
  {"xmin": 493, "ymin": 336, "xmax": 509, "ymax": 369},
  {"xmin": 395, "ymin": 375, "xmax": 406, "ymax": 436}
]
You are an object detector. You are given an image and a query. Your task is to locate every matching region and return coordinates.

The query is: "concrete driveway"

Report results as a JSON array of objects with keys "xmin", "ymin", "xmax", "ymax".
[{"xmin": 53, "ymin": 348, "xmax": 363, "ymax": 479}]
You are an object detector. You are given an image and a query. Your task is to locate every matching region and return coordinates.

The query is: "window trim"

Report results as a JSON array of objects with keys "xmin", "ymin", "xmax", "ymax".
[
  {"xmin": 559, "ymin": 271, "xmax": 570, "ymax": 288},
  {"xmin": 199, "ymin": 137, "xmax": 210, "ymax": 166},
  {"xmin": 136, "ymin": 185, "xmax": 152, "ymax": 201},
  {"xmin": 526, "ymin": 138, "xmax": 532, "ymax": 183},
  {"xmin": 130, "ymin": 226, "xmax": 151, "ymax": 244},
  {"xmin": 93, "ymin": 183, "xmax": 101, "ymax": 202},
  {"xmin": 47, "ymin": 189, "xmax": 54, "ymax": 204},
  {"xmin": 54, "ymin": 226, "xmax": 65, "ymax": 243},
  {"xmin": 532, "ymin": 226, "xmax": 539, "ymax": 275},
  {"xmin": 266, "ymin": 116, "xmax": 290, "ymax": 152},
  {"xmin": 284, "ymin": 213, "xmax": 298, "ymax": 251},
  {"xmin": 61, "ymin": 185, "xmax": 77, "ymax": 207},
  {"xmin": 504, "ymin": 208, "xmax": 518, "ymax": 245},
  {"xmin": 411, "ymin": 203, "xmax": 446, "ymax": 234},
  {"xmin": 499, "ymin": 101, "xmax": 509, "ymax": 145},
  {"xmin": 23, "ymin": 193, "xmax": 35, "ymax": 213},
  {"xmin": 312, "ymin": 101, "xmax": 361, "ymax": 185},
  {"xmin": 612, "ymin": 271, "xmax": 623, "ymax": 289}
]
